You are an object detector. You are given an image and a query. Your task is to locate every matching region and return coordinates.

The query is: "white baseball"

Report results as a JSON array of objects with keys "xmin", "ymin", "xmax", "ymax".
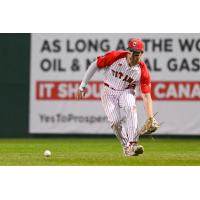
[{"xmin": 44, "ymin": 150, "xmax": 51, "ymax": 157}]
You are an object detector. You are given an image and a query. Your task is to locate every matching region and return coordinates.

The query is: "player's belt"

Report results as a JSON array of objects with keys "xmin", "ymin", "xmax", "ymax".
[
  {"xmin": 104, "ymin": 83, "xmax": 116, "ymax": 90},
  {"xmin": 104, "ymin": 82, "xmax": 134, "ymax": 91}
]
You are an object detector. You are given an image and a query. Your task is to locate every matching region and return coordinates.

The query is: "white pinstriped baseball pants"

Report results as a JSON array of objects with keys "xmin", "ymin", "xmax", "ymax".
[{"xmin": 101, "ymin": 85, "xmax": 139, "ymax": 147}]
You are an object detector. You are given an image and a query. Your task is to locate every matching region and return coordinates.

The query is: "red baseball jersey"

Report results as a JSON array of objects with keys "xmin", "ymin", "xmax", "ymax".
[{"xmin": 96, "ymin": 50, "xmax": 151, "ymax": 94}]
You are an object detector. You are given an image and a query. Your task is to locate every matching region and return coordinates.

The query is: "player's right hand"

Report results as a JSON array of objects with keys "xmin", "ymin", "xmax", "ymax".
[{"xmin": 76, "ymin": 88, "xmax": 87, "ymax": 99}]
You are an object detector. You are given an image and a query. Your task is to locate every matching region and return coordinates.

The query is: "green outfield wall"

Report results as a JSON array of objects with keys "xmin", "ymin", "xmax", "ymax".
[{"xmin": 0, "ymin": 34, "xmax": 30, "ymax": 137}]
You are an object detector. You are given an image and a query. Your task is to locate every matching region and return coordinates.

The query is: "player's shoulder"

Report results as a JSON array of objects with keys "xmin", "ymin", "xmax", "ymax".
[
  {"xmin": 139, "ymin": 60, "xmax": 150, "ymax": 73},
  {"xmin": 97, "ymin": 50, "xmax": 129, "ymax": 68},
  {"xmin": 106, "ymin": 50, "xmax": 129, "ymax": 58},
  {"xmin": 139, "ymin": 60, "xmax": 151, "ymax": 80},
  {"xmin": 139, "ymin": 60, "xmax": 148, "ymax": 69}
]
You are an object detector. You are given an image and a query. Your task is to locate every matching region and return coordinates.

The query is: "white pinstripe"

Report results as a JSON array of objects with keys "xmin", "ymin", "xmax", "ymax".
[
  {"xmin": 101, "ymin": 86, "xmax": 139, "ymax": 147},
  {"xmin": 103, "ymin": 58, "xmax": 141, "ymax": 91},
  {"xmin": 100, "ymin": 58, "xmax": 141, "ymax": 147}
]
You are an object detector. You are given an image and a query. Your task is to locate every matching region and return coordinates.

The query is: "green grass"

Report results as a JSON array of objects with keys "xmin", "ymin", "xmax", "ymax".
[{"xmin": 0, "ymin": 137, "xmax": 200, "ymax": 166}]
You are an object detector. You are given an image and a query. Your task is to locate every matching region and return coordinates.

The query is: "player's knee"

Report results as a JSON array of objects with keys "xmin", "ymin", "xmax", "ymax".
[
  {"xmin": 125, "ymin": 105, "xmax": 137, "ymax": 113},
  {"xmin": 111, "ymin": 121, "xmax": 122, "ymax": 132}
]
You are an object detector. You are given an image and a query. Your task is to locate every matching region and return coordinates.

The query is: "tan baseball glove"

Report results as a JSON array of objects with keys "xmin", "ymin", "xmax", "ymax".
[{"xmin": 139, "ymin": 116, "xmax": 160, "ymax": 136}]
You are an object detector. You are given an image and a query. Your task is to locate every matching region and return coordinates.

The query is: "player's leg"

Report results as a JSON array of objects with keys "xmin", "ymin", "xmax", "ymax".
[
  {"xmin": 119, "ymin": 90, "xmax": 139, "ymax": 142},
  {"xmin": 119, "ymin": 90, "xmax": 144, "ymax": 155},
  {"xmin": 101, "ymin": 92, "xmax": 128, "ymax": 147}
]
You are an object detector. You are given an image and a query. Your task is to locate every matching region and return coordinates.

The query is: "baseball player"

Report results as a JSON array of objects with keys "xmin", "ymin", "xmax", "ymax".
[{"xmin": 77, "ymin": 38, "xmax": 158, "ymax": 156}]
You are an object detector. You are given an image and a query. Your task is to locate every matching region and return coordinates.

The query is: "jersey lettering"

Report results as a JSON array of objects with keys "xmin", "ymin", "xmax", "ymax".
[
  {"xmin": 96, "ymin": 50, "xmax": 151, "ymax": 93},
  {"xmin": 111, "ymin": 69, "xmax": 135, "ymax": 85}
]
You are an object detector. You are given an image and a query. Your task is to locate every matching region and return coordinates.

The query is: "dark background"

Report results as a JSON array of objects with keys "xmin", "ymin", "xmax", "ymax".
[{"xmin": 0, "ymin": 34, "xmax": 30, "ymax": 137}]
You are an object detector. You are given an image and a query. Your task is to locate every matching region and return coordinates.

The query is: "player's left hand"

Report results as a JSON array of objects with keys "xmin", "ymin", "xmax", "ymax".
[{"xmin": 139, "ymin": 116, "xmax": 160, "ymax": 135}]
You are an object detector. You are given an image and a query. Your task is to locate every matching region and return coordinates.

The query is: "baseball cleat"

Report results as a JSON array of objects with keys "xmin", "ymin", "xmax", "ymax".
[
  {"xmin": 123, "ymin": 146, "xmax": 135, "ymax": 156},
  {"xmin": 123, "ymin": 144, "xmax": 144, "ymax": 156},
  {"xmin": 131, "ymin": 144, "xmax": 144, "ymax": 156}
]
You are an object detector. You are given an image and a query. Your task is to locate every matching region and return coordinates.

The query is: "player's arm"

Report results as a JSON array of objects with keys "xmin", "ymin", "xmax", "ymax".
[
  {"xmin": 77, "ymin": 50, "xmax": 124, "ymax": 99},
  {"xmin": 140, "ymin": 91, "xmax": 160, "ymax": 135},
  {"xmin": 76, "ymin": 60, "xmax": 99, "ymax": 99},
  {"xmin": 139, "ymin": 62, "xmax": 160, "ymax": 135},
  {"xmin": 141, "ymin": 92, "xmax": 153, "ymax": 118},
  {"xmin": 140, "ymin": 62, "xmax": 153, "ymax": 118}
]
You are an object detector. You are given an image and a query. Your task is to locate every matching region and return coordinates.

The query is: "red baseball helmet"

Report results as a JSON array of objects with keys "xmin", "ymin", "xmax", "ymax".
[{"xmin": 128, "ymin": 39, "xmax": 144, "ymax": 53}]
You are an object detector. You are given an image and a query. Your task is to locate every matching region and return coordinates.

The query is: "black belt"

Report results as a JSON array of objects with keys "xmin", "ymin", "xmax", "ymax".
[
  {"xmin": 104, "ymin": 82, "xmax": 134, "ymax": 90},
  {"xmin": 104, "ymin": 83, "xmax": 116, "ymax": 90}
]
